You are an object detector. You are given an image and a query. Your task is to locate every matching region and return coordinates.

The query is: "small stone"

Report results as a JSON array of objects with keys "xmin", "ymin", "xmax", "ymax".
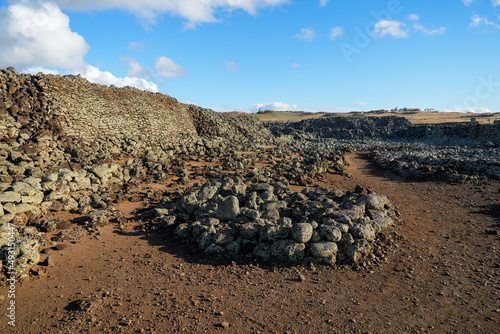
[{"xmin": 43, "ymin": 256, "xmax": 54, "ymax": 266}]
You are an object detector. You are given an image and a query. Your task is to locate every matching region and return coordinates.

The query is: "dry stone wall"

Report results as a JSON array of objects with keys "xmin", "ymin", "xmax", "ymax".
[{"xmin": 42, "ymin": 75, "xmax": 199, "ymax": 144}]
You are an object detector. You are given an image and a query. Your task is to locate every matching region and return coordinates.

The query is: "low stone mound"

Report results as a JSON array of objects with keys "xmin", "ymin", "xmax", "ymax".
[
  {"xmin": 186, "ymin": 105, "xmax": 271, "ymax": 143},
  {"xmin": 266, "ymin": 116, "xmax": 412, "ymax": 140},
  {"xmin": 148, "ymin": 177, "xmax": 396, "ymax": 266},
  {"xmin": 373, "ymin": 145, "xmax": 500, "ymax": 181},
  {"xmin": 266, "ymin": 115, "xmax": 500, "ymax": 143}
]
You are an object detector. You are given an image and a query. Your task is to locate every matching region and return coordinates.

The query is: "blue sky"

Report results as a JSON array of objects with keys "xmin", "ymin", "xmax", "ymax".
[{"xmin": 1, "ymin": 0, "xmax": 499, "ymax": 113}]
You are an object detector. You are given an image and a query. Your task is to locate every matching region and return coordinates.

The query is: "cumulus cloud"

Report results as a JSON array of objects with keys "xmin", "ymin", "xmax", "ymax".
[
  {"xmin": 413, "ymin": 24, "xmax": 446, "ymax": 35},
  {"xmin": 22, "ymin": 65, "xmax": 159, "ymax": 92},
  {"xmin": 155, "ymin": 56, "xmax": 186, "ymax": 79},
  {"xmin": 373, "ymin": 20, "xmax": 408, "ymax": 39},
  {"xmin": 55, "ymin": 0, "xmax": 290, "ymax": 27},
  {"xmin": 80, "ymin": 65, "xmax": 158, "ymax": 91},
  {"xmin": 443, "ymin": 107, "xmax": 492, "ymax": 113},
  {"xmin": 252, "ymin": 102, "xmax": 300, "ymax": 112},
  {"xmin": 23, "ymin": 66, "xmax": 61, "ymax": 75},
  {"xmin": 122, "ymin": 57, "xmax": 153, "ymax": 78},
  {"xmin": 295, "ymin": 27, "xmax": 316, "ymax": 41},
  {"xmin": 224, "ymin": 61, "xmax": 241, "ymax": 72},
  {"xmin": 470, "ymin": 15, "xmax": 500, "ymax": 29},
  {"xmin": 462, "ymin": 0, "xmax": 475, "ymax": 5},
  {"xmin": 0, "ymin": 1, "xmax": 160, "ymax": 92},
  {"xmin": 0, "ymin": 1, "xmax": 89, "ymax": 70},
  {"xmin": 329, "ymin": 26, "xmax": 344, "ymax": 40}
]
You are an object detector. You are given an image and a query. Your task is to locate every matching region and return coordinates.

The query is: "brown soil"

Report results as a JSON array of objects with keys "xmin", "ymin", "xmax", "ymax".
[{"xmin": 1, "ymin": 153, "xmax": 499, "ymax": 333}]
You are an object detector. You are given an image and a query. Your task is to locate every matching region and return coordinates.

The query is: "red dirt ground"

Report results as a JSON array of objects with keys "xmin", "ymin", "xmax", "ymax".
[{"xmin": 1, "ymin": 153, "xmax": 499, "ymax": 333}]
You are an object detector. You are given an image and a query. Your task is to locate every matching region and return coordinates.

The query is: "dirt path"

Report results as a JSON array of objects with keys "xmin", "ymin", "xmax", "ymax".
[{"xmin": 1, "ymin": 153, "xmax": 499, "ymax": 333}]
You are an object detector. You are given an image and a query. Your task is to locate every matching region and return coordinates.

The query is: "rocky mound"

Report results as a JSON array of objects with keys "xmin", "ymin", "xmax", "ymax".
[
  {"xmin": 266, "ymin": 116, "xmax": 413, "ymax": 140},
  {"xmin": 266, "ymin": 115, "xmax": 500, "ymax": 144},
  {"xmin": 186, "ymin": 104, "xmax": 271, "ymax": 142},
  {"xmin": 0, "ymin": 67, "xmax": 270, "ymax": 177},
  {"xmin": 144, "ymin": 177, "xmax": 396, "ymax": 266},
  {"xmin": 373, "ymin": 145, "xmax": 500, "ymax": 181}
]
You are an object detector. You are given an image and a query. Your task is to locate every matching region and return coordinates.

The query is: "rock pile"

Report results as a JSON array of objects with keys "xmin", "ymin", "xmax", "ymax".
[
  {"xmin": 267, "ymin": 116, "xmax": 413, "ymax": 141},
  {"xmin": 0, "ymin": 162, "xmax": 130, "ymax": 278},
  {"xmin": 373, "ymin": 145, "xmax": 500, "ymax": 181},
  {"xmin": 266, "ymin": 115, "xmax": 500, "ymax": 143},
  {"xmin": 148, "ymin": 177, "xmax": 396, "ymax": 265}
]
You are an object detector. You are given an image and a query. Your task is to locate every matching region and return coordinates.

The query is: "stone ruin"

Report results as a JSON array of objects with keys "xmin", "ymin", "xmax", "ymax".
[
  {"xmin": 143, "ymin": 177, "xmax": 396, "ymax": 266},
  {"xmin": 5, "ymin": 65, "xmax": 495, "ymax": 280}
]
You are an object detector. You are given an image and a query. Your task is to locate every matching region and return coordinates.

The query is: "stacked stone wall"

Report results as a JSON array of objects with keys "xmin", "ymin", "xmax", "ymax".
[{"xmin": 42, "ymin": 75, "xmax": 198, "ymax": 144}]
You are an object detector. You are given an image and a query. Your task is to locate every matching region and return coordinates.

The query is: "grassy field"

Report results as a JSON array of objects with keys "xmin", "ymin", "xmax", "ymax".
[{"xmin": 242, "ymin": 110, "xmax": 500, "ymax": 125}]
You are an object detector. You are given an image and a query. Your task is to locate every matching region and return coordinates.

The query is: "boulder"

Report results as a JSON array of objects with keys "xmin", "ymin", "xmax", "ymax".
[
  {"xmin": 271, "ymin": 239, "xmax": 305, "ymax": 264},
  {"xmin": 319, "ymin": 225, "xmax": 342, "ymax": 242},
  {"xmin": 253, "ymin": 243, "xmax": 271, "ymax": 260},
  {"xmin": 310, "ymin": 242, "xmax": 338, "ymax": 258},
  {"xmin": 361, "ymin": 193, "xmax": 392, "ymax": 211},
  {"xmin": 239, "ymin": 222, "xmax": 261, "ymax": 240},
  {"xmin": 216, "ymin": 196, "xmax": 240, "ymax": 220},
  {"xmin": 291, "ymin": 223, "xmax": 313, "ymax": 243},
  {"xmin": 0, "ymin": 191, "xmax": 21, "ymax": 203},
  {"xmin": 12, "ymin": 182, "xmax": 36, "ymax": 196},
  {"xmin": 196, "ymin": 182, "xmax": 220, "ymax": 202},
  {"xmin": 349, "ymin": 223, "xmax": 376, "ymax": 242},
  {"xmin": 88, "ymin": 210, "xmax": 111, "ymax": 228}
]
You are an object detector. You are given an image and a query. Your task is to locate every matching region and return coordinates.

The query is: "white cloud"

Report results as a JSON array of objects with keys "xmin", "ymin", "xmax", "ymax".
[
  {"xmin": 22, "ymin": 65, "xmax": 159, "ymax": 92},
  {"xmin": 413, "ymin": 24, "xmax": 446, "ymax": 35},
  {"xmin": 224, "ymin": 61, "xmax": 241, "ymax": 72},
  {"xmin": 56, "ymin": 0, "xmax": 290, "ymax": 27},
  {"xmin": 329, "ymin": 26, "xmax": 344, "ymax": 40},
  {"xmin": 154, "ymin": 56, "xmax": 186, "ymax": 79},
  {"xmin": 123, "ymin": 57, "xmax": 152, "ymax": 78},
  {"xmin": 443, "ymin": 107, "xmax": 492, "ymax": 113},
  {"xmin": 0, "ymin": 1, "xmax": 89, "ymax": 70},
  {"xmin": 0, "ymin": 2, "xmax": 159, "ymax": 92},
  {"xmin": 319, "ymin": 0, "xmax": 330, "ymax": 7},
  {"xmin": 355, "ymin": 102, "xmax": 367, "ymax": 106},
  {"xmin": 291, "ymin": 63, "xmax": 303, "ymax": 68},
  {"xmin": 23, "ymin": 66, "xmax": 61, "ymax": 75},
  {"xmin": 373, "ymin": 20, "xmax": 408, "ymax": 39},
  {"xmin": 408, "ymin": 14, "xmax": 420, "ymax": 21},
  {"xmin": 295, "ymin": 27, "xmax": 316, "ymax": 41},
  {"xmin": 251, "ymin": 103, "xmax": 352, "ymax": 113},
  {"xmin": 252, "ymin": 102, "xmax": 300, "ymax": 112},
  {"xmin": 463, "ymin": 0, "xmax": 500, "ymax": 6},
  {"xmin": 79, "ymin": 65, "xmax": 158, "ymax": 92},
  {"xmin": 470, "ymin": 15, "xmax": 500, "ymax": 29}
]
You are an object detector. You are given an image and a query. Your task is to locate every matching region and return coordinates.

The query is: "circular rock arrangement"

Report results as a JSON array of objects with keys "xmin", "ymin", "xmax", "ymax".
[{"xmin": 147, "ymin": 176, "xmax": 396, "ymax": 265}]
